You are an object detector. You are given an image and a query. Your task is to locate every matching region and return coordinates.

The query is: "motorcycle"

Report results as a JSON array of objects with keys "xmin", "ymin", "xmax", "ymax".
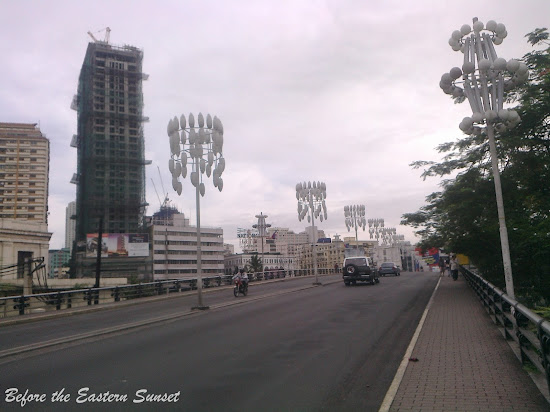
[{"xmin": 233, "ymin": 277, "xmax": 248, "ymax": 297}]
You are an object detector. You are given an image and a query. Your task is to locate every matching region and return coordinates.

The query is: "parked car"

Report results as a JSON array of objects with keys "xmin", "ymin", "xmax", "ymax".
[{"xmin": 378, "ymin": 262, "xmax": 401, "ymax": 276}]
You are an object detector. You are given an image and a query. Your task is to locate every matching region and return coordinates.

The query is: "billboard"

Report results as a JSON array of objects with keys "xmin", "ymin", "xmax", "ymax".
[
  {"xmin": 237, "ymin": 228, "xmax": 259, "ymax": 238},
  {"xmin": 86, "ymin": 233, "xmax": 149, "ymax": 258},
  {"xmin": 416, "ymin": 247, "xmax": 439, "ymax": 267}
]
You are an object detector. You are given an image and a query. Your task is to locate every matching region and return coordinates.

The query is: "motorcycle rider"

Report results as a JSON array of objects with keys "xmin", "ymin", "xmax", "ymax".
[{"xmin": 232, "ymin": 268, "xmax": 249, "ymax": 293}]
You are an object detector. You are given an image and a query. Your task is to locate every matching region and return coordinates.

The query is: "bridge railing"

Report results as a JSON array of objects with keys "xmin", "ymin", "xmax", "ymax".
[
  {"xmin": 0, "ymin": 268, "xmax": 339, "ymax": 319},
  {"xmin": 462, "ymin": 266, "xmax": 550, "ymax": 396}
]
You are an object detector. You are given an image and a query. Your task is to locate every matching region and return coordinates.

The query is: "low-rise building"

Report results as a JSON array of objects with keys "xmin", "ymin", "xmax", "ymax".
[
  {"xmin": 150, "ymin": 206, "xmax": 224, "ymax": 280},
  {"xmin": 223, "ymin": 243, "xmax": 235, "ymax": 256},
  {"xmin": 49, "ymin": 248, "xmax": 71, "ymax": 278},
  {"xmin": 224, "ymin": 252, "xmax": 294, "ymax": 275},
  {"xmin": 298, "ymin": 237, "xmax": 345, "ymax": 273},
  {"xmin": 372, "ymin": 244, "xmax": 401, "ymax": 267}
]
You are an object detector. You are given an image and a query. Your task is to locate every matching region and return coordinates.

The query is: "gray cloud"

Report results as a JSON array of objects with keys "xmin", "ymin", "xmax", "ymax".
[{"xmin": 0, "ymin": 0, "xmax": 547, "ymax": 250}]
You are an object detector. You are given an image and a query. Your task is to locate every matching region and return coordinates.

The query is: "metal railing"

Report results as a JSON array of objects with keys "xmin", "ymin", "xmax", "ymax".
[
  {"xmin": 0, "ymin": 268, "xmax": 339, "ymax": 319},
  {"xmin": 462, "ymin": 266, "xmax": 550, "ymax": 396}
]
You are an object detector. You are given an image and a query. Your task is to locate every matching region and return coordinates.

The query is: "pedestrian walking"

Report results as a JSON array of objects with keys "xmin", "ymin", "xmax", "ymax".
[
  {"xmin": 450, "ymin": 255, "xmax": 459, "ymax": 281},
  {"xmin": 438, "ymin": 257, "xmax": 445, "ymax": 277}
]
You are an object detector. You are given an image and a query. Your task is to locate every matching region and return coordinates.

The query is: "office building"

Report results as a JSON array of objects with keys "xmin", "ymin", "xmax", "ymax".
[{"xmin": 150, "ymin": 206, "xmax": 224, "ymax": 280}]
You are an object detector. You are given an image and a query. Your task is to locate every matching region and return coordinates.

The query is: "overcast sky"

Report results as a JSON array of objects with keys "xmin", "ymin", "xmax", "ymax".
[{"xmin": 1, "ymin": 0, "xmax": 548, "ymax": 251}]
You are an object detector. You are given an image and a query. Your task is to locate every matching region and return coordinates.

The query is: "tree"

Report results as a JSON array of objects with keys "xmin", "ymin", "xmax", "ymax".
[
  {"xmin": 248, "ymin": 254, "xmax": 263, "ymax": 274},
  {"xmin": 402, "ymin": 28, "xmax": 550, "ymax": 305}
]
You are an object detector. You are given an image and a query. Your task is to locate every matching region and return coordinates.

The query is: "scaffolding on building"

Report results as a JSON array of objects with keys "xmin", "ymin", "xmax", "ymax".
[{"xmin": 71, "ymin": 39, "xmax": 150, "ymax": 243}]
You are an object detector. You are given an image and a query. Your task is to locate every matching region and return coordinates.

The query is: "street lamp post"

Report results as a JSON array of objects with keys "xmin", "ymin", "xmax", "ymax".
[
  {"xmin": 296, "ymin": 181, "xmax": 327, "ymax": 285},
  {"xmin": 167, "ymin": 112, "xmax": 226, "ymax": 310},
  {"xmin": 441, "ymin": 18, "xmax": 528, "ymax": 299},
  {"xmin": 344, "ymin": 205, "xmax": 366, "ymax": 247},
  {"xmin": 252, "ymin": 212, "xmax": 271, "ymax": 278}
]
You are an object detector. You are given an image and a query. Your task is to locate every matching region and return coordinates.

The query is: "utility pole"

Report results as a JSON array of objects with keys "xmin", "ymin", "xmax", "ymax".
[{"xmin": 94, "ymin": 216, "xmax": 103, "ymax": 304}]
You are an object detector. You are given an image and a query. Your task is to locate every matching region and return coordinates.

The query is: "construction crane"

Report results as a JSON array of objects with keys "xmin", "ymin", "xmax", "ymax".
[
  {"xmin": 151, "ymin": 166, "xmax": 169, "ymax": 209},
  {"xmin": 87, "ymin": 27, "xmax": 111, "ymax": 43}
]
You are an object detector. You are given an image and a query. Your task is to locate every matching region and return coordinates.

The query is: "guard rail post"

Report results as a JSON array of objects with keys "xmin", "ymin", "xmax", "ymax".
[
  {"xmin": 112, "ymin": 286, "xmax": 120, "ymax": 302},
  {"xmin": 538, "ymin": 321, "xmax": 550, "ymax": 397},
  {"xmin": 56, "ymin": 291, "xmax": 62, "ymax": 310}
]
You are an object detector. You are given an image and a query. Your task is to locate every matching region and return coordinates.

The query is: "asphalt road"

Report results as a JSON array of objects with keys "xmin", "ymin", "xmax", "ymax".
[
  {"xmin": 0, "ymin": 275, "xmax": 332, "ymax": 352},
  {"xmin": 0, "ymin": 272, "xmax": 437, "ymax": 411}
]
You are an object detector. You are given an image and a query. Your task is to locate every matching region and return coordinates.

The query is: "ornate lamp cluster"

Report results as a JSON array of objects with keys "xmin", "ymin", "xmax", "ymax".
[
  {"xmin": 440, "ymin": 18, "xmax": 528, "ymax": 135},
  {"xmin": 296, "ymin": 181, "xmax": 327, "ymax": 223},
  {"xmin": 441, "ymin": 18, "xmax": 520, "ymax": 299},
  {"xmin": 167, "ymin": 112, "xmax": 225, "ymax": 196},
  {"xmin": 367, "ymin": 218, "xmax": 397, "ymax": 245},
  {"xmin": 166, "ymin": 112, "xmax": 225, "ymax": 310},
  {"xmin": 391, "ymin": 234, "xmax": 405, "ymax": 246},
  {"xmin": 379, "ymin": 228, "xmax": 397, "ymax": 245},
  {"xmin": 368, "ymin": 218, "xmax": 384, "ymax": 240},
  {"xmin": 344, "ymin": 204, "xmax": 366, "ymax": 242},
  {"xmin": 296, "ymin": 181, "xmax": 327, "ymax": 285}
]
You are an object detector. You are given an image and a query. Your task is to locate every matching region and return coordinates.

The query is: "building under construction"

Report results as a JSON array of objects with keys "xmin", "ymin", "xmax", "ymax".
[
  {"xmin": 71, "ymin": 35, "xmax": 150, "ymax": 243},
  {"xmin": 70, "ymin": 33, "xmax": 152, "ymax": 280}
]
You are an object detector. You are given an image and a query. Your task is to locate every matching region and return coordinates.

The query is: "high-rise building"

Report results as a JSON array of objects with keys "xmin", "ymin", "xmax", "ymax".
[
  {"xmin": 0, "ymin": 123, "xmax": 50, "ymax": 223},
  {"xmin": 71, "ymin": 38, "xmax": 149, "ymax": 243},
  {"xmin": 65, "ymin": 201, "xmax": 76, "ymax": 252},
  {"xmin": 0, "ymin": 122, "xmax": 51, "ymax": 278}
]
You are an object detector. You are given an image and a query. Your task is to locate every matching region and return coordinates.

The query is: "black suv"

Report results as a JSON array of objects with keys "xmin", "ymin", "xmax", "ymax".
[{"xmin": 342, "ymin": 257, "xmax": 379, "ymax": 286}]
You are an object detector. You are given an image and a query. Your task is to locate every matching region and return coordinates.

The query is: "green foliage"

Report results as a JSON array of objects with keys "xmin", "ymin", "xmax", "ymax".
[
  {"xmin": 533, "ymin": 307, "xmax": 550, "ymax": 322},
  {"xmin": 402, "ymin": 28, "xmax": 550, "ymax": 304},
  {"xmin": 248, "ymin": 254, "xmax": 263, "ymax": 273}
]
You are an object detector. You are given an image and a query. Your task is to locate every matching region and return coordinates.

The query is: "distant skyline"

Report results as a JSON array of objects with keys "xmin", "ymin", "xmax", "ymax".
[{"xmin": 1, "ymin": 1, "xmax": 548, "ymax": 252}]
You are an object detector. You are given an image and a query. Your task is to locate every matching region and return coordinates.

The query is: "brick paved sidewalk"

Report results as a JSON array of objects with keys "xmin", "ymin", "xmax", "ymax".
[{"xmin": 388, "ymin": 273, "xmax": 550, "ymax": 412}]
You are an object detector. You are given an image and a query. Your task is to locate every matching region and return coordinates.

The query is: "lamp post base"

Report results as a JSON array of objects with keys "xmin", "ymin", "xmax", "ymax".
[
  {"xmin": 312, "ymin": 281, "xmax": 323, "ymax": 286},
  {"xmin": 191, "ymin": 306, "xmax": 210, "ymax": 311}
]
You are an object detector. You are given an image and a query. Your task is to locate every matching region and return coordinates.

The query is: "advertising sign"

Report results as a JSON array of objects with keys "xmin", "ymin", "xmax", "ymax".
[
  {"xmin": 237, "ymin": 228, "xmax": 259, "ymax": 238},
  {"xmin": 86, "ymin": 233, "xmax": 150, "ymax": 258}
]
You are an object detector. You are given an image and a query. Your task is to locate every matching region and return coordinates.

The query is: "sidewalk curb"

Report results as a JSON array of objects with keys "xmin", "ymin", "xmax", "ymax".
[{"xmin": 378, "ymin": 276, "xmax": 441, "ymax": 412}]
